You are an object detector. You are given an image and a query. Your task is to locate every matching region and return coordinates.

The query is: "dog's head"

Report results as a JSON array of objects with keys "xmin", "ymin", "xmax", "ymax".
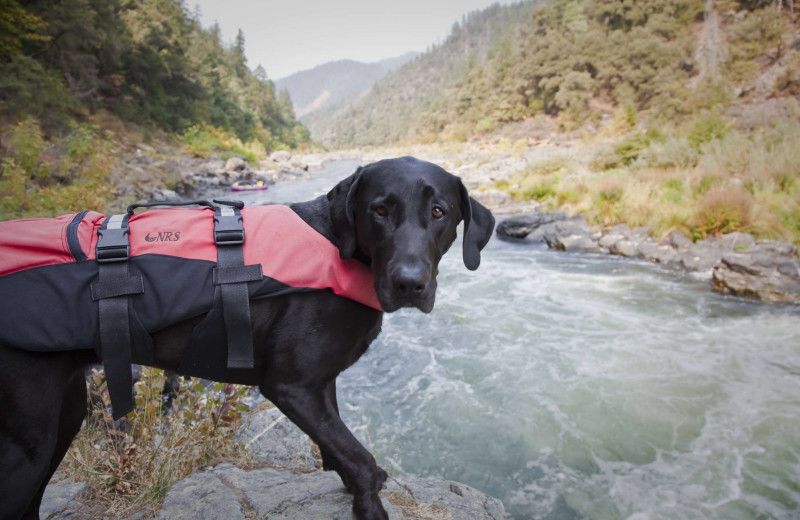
[{"xmin": 327, "ymin": 156, "xmax": 495, "ymax": 313}]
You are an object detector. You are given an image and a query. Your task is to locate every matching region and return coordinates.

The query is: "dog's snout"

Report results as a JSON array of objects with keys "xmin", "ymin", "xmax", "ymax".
[{"xmin": 391, "ymin": 264, "xmax": 430, "ymax": 297}]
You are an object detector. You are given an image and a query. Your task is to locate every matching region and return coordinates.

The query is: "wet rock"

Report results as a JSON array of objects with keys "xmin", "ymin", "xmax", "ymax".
[{"xmin": 713, "ymin": 240, "xmax": 800, "ymax": 303}]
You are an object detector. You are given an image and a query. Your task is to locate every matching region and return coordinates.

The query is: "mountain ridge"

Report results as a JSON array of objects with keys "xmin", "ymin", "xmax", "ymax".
[{"xmin": 274, "ymin": 52, "xmax": 420, "ymax": 120}]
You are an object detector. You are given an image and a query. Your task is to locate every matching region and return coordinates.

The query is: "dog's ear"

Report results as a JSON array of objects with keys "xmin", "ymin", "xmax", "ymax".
[
  {"xmin": 458, "ymin": 181, "xmax": 495, "ymax": 270},
  {"xmin": 327, "ymin": 167, "xmax": 363, "ymax": 259}
]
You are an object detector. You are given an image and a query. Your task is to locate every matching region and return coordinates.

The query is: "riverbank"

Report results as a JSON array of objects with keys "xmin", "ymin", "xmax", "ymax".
[
  {"xmin": 119, "ymin": 141, "xmax": 800, "ymax": 306},
  {"xmin": 495, "ymin": 210, "xmax": 800, "ymax": 304},
  {"xmin": 43, "ymin": 405, "xmax": 505, "ymax": 520}
]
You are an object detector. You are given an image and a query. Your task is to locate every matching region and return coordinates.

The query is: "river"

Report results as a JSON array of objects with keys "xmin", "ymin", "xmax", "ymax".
[{"xmin": 233, "ymin": 160, "xmax": 800, "ymax": 520}]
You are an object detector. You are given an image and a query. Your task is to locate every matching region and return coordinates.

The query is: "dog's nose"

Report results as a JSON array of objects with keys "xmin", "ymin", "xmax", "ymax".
[{"xmin": 391, "ymin": 264, "xmax": 430, "ymax": 297}]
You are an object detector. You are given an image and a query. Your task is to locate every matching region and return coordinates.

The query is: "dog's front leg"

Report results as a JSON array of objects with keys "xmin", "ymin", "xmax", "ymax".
[
  {"xmin": 263, "ymin": 381, "xmax": 389, "ymax": 520},
  {"xmin": 321, "ymin": 379, "xmax": 389, "ymax": 486}
]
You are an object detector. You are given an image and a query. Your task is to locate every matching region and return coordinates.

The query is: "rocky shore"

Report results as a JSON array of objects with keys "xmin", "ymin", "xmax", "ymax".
[
  {"xmin": 112, "ymin": 149, "xmax": 341, "ymax": 203},
  {"xmin": 496, "ymin": 211, "xmax": 800, "ymax": 304},
  {"xmin": 42, "ymin": 406, "xmax": 505, "ymax": 520}
]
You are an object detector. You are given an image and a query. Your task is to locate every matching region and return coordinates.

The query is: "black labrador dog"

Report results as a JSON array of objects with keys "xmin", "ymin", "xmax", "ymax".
[{"xmin": 0, "ymin": 156, "xmax": 494, "ymax": 520}]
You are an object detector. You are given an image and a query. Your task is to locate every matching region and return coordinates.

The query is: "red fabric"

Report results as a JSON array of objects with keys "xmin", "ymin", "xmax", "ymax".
[
  {"xmin": 0, "ymin": 211, "xmax": 104, "ymax": 277},
  {"xmin": 240, "ymin": 205, "xmax": 381, "ymax": 310},
  {"xmin": 0, "ymin": 205, "xmax": 382, "ymax": 310}
]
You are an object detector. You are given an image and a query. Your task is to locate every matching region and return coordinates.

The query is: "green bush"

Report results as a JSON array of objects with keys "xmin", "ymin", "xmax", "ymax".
[
  {"xmin": 614, "ymin": 133, "xmax": 650, "ymax": 165},
  {"xmin": 0, "ymin": 119, "xmax": 115, "ymax": 219},
  {"xmin": 686, "ymin": 109, "xmax": 732, "ymax": 149}
]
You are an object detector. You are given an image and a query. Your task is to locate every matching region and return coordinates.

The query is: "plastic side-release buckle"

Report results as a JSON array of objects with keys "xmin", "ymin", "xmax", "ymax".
[
  {"xmin": 96, "ymin": 214, "xmax": 130, "ymax": 263},
  {"xmin": 214, "ymin": 205, "xmax": 244, "ymax": 245}
]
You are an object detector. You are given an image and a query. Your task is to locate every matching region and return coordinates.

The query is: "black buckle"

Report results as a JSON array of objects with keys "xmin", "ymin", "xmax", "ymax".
[
  {"xmin": 96, "ymin": 224, "xmax": 130, "ymax": 263},
  {"xmin": 214, "ymin": 207, "xmax": 244, "ymax": 245}
]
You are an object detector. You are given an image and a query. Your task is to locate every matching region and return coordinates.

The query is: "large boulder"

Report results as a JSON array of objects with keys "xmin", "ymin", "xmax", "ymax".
[
  {"xmin": 155, "ymin": 463, "xmax": 506, "ymax": 520},
  {"xmin": 713, "ymin": 240, "xmax": 800, "ymax": 303},
  {"xmin": 44, "ymin": 406, "xmax": 506, "ymax": 520},
  {"xmin": 544, "ymin": 216, "xmax": 605, "ymax": 253},
  {"xmin": 495, "ymin": 211, "xmax": 566, "ymax": 239}
]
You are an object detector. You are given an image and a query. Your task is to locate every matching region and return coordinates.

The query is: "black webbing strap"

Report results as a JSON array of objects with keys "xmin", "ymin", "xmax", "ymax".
[
  {"xmin": 214, "ymin": 202, "xmax": 262, "ymax": 369},
  {"xmin": 91, "ymin": 214, "xmax": 143, "ymax": 420}
]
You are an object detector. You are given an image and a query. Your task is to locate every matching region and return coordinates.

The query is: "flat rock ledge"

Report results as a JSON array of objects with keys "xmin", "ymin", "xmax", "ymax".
[
  {"xmin": 497, "ymin": 212, "xmax": 800, "ymax": 304},
  {"xmin": 43, "ymin": 406, "xmax": 506, "ymax": 520}
]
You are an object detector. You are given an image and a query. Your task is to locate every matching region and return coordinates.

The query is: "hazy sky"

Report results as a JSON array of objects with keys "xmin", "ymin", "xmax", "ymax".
[{"xmin": 190, "ymin": 0, "xmax": 516, "ymax": 80}]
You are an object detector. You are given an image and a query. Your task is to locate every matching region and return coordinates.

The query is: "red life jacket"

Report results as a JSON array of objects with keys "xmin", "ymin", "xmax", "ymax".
[{"xmin": 0, "ymin": 204, "xmax": 381, "ymax": 355}]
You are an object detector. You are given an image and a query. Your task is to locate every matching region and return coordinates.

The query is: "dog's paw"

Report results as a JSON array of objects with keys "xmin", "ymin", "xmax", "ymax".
[
  {"xmin": 377, "ymin": 466, "xmax": 388, "ymax": 488},
  {"xmin": 353, "ymin": 494, "xmax": 389, "ymax": 520}
]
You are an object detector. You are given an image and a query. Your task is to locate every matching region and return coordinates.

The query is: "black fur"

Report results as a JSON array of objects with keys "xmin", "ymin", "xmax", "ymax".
[{"xmin": 0, "ymin": 156, "xmax": 494, "ymax": 520}]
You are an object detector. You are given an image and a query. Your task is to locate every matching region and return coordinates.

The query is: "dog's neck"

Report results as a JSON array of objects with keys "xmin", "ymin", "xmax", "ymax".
[{"xmin": 290, "ymin": 197, "xmax": 371, "ymax": 266}]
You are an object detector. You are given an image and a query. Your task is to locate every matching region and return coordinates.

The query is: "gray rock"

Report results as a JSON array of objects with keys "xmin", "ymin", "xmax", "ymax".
[
  {"xmin": 154, "ymin": 471, "xmax": 246, "ymax": 520},
  {"xmin": 680, "ymin": 237, "xmax": 725, "ymax": 273},
  {"xmin": 39, "ymin": 480, "xmax": 89, "ymax": 520},
  {"xmin": 544, "ymin": 217, "xmax": 605, "ymax": 253},
  {"xmin": 609, "ymin": 239, "xmax": 641, "ymax": 258},
  {"xmin": 665, "ymin": 230, "xmax": 693, "ymax": 251},
  {"xmin": 495, "ymin": 212, "xmax": 565, "ymax": 239},
  {"xmin": 713, "ymin": 240, "xmax": 800, "ymax": 303},
  {"xmin": 225, "ymin": 156, "xmax": 248, "ymax": 172},
  {"xmin": 157, "ymin": 462, "xmax": 506, "ymax": 520},
  {"xmin": 158, "ymin": 406, "xmax": 506, "ymax": 519},
  {"xmin": 150, "ymin": 188, "xmax": 179, "ymax": 201},
  {"xmin": 721, "ymin": 232, "xmax": 756, "ymax": 251},
  {"xmin": 638, "ymin": 238, "xmax": 682, "ymax": 266},
  {"xmin": 236, "ymin": 405, "xmax": 318, "ymax": 470},
  {"xmin": 472, "ymin": 189, "xmax": 514, "ymax": 210},
  {"xmin": 271, "ymin": 150, "xmax": 292, "ymax": 163},
  {"xmin": 391, "ymin": 477, "xmax": 506, "ymax": 520}
]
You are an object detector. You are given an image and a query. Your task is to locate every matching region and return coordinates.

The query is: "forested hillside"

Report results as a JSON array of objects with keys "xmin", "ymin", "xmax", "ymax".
[
  {"xmin": 316, "ymin": 2, "xmax": 540, "ymax": 147},
  {"xmin": 320, "ymin": 0, "xmax": 799, "ymax": 148},
  {"xmin": 0, "ymin": 0, "xmax": 310, "ymax": 218}
]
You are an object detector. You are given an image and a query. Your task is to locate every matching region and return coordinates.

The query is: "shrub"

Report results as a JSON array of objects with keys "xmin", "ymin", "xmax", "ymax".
[
  {"xmin": 614, "ymin": 133, "xmax": 651, "ymax": 165},
  {"xmin": 661, "ymin": 178, "xmax": 685, "ymax": 204},
  {"xmin": 589, "ymin": 145, "xmax": 622, "ymax": 171},
  {"xmin": 693, "ymin": 185, "xmax": 754, "ymax": 237},
  {"xmin": 66, "ymin": 368, "xmax": 250, "ymax": 512},
  {"xmin": 686, "ymin": 109, "xmax": 732, "ymax": 149},
  {"xmin": 635, "ymin": 137, "xmax": 698, "ymax": 170},
  {"xmin": 0, "ymin": 119, "xmax": 115, "ymax": 219}
]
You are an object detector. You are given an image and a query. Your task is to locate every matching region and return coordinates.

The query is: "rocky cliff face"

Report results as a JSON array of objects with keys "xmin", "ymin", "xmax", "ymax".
[{"xmin": 42, "ymin": 406, "xmax": 506, "ymax": 520}]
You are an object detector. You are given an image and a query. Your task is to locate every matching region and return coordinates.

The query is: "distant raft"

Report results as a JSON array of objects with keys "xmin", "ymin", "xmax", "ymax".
[{"xmin": 231, "ymin": 180, "xmax": 268, "ymax": 192}]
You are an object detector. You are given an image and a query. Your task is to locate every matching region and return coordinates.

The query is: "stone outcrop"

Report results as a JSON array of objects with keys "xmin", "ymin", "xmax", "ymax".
[
  {"xmin": 713, "ymin": 240, "xmax": 800, "ymax": 303},
  {"xmin": 42, "ymin": 406, "xmax": 506, "ymax": 520},
  {"xmin": 497, "ymin": 211, "xmax": 800, "ymax": 303}
]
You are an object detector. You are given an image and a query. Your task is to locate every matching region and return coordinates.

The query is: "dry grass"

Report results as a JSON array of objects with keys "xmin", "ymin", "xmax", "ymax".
[
  {"xmin": 494, "ymin": 118, "xmax": 800, "ymax": 246},
  {"xmin": 63, "ymin": 368, "xmax": 251, "ymax": 517}
]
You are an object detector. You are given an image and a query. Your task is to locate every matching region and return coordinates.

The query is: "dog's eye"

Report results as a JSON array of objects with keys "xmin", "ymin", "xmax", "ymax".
[
  {"xmin": 374, "ymin": 205, "xmax": 388, "ymax": 217},
  {"xmin": 432, "ymin": 206, "xmax": 445, "ymax": 219}
]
